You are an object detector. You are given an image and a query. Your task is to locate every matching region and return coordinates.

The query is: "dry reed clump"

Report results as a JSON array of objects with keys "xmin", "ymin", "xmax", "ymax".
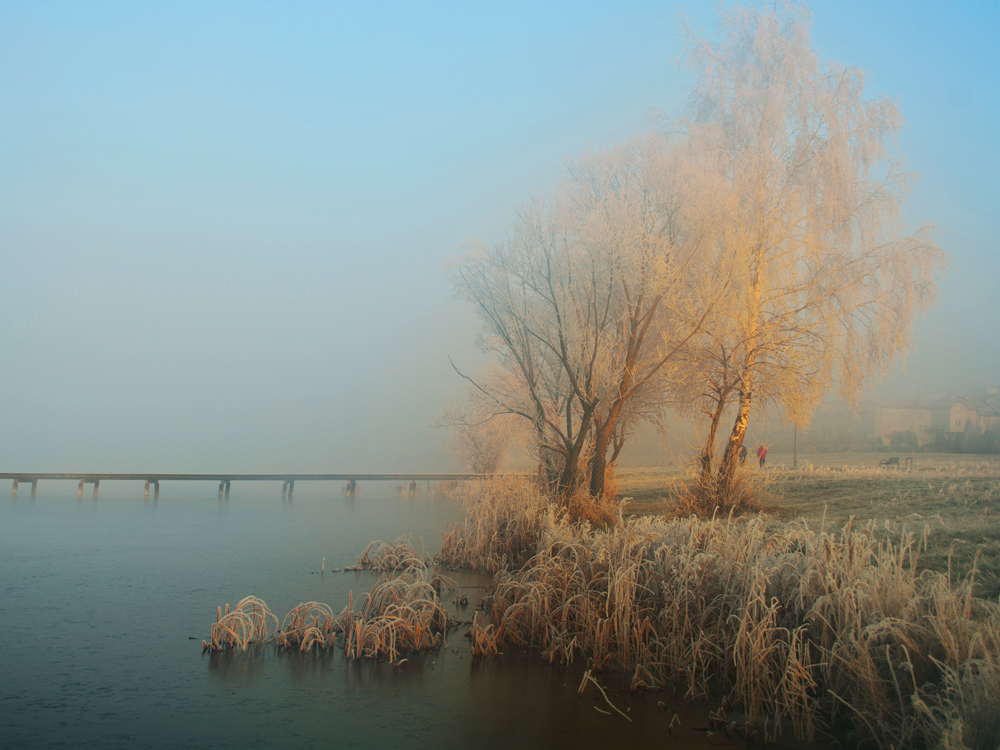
[
  {"xmin": 566, "ymin": 488, "xmax": 620, "ymax": 528},
  {"xmin": 277, "ymin": 602, "xmax": 338, "ymax": 651},
  {"xmin": 472, "ymin": 512, "xmax": 1000, "ymax": 748},
  {"xmin": 672, "ymin": 463, "xmax": 777, "ymax": 517},
  {"xmin": 203, "ymin": 564, "xmax": 451, "ymax": 661},
  {"xmin": 351, "ymin": 534, "xmax": 426, "ymax": 572},
  {"xmin": 914, "ymin": 639, "xmax": 1000, "ymax": 750},
  {"xmin": 336, "ymin": 563, "xmax": 450, "ymax": 661},
  {"xmin": 435, "ymin": 477, "xmax": 550, "ymax": 572},
  {"xmin": 202, "ymin": 596, "xmax": 278, "ymax": 652},
  {"xmin": 562, "ymin": 464, "xmax": 623, "ymax": 527}
]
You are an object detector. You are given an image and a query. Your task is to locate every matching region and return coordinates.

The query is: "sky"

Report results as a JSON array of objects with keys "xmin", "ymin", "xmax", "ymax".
[{"xmin": 1, "ymin": 1, "xmax": 997, "ymax": 472}]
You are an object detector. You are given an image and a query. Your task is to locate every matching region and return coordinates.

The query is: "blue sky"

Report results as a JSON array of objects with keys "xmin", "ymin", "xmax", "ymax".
[{"xmin": 1, "ymin": 1, "xmax": 997, "ymax": 471}]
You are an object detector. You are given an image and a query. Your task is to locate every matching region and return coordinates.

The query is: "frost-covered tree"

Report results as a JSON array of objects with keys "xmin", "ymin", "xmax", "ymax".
[
  {"xmin": 676, "ymin": 2, "xmax": 946, "ymax": 497},
  {"xmin": 451, "ymin": 135, "xmax": 711, "ymax": 499}
]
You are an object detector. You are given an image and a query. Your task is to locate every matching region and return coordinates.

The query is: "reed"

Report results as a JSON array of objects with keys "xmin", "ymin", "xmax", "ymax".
[
  {"xmin": 566, "ymin": 488, "xmax": 620, "ymax": 528},
  {"xmin": 353, "ymin": 534, "xmax": 427, "ymax": 572},
  {"xmin": 913, "ymin": 633, "xmax": 1000, "ymax": 750},
  {"xmin": 435, "ymin": 476, "xmax": 551, "ymax": 572},
  {"xmin": 469, "ymin": 612, "xmax": 501, "ymax": 658},
  {"xmin": 203, "ymin": 596, "xmax": 278, "ymax": 652},
  {"xmin": 336, "ymin": 564, "xmax": 450, "ymax": 661},
  {"xmin": 204, "ymin": 565, "xmax": 451, "ymax": 662},
  {"xmin": 452, "ymin": 479, "xmax": 1000, "ymax": 748},
  {"xmin": 278, "ymin": 602, "xmax": 338, "ymax": 651},
  {"xmin": 672, "ymin": 462, "xmax": 776, "ymax": 517}
]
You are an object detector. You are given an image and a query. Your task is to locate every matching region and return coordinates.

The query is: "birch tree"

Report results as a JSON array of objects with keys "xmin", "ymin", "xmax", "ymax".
[{"xmin": 677, "ymin": 2, "xmax": 946, "ymax": 497}]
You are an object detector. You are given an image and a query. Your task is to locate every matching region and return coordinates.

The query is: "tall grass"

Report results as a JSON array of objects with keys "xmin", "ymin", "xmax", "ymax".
[
  {"xmin": 436, "ymin": 476, "xmax": 550, "ymax": 572},
  {"xmin": 203, "ymin": 596, "xmax": 278, "ymax": 652},
  {"xmin": 446, "ymin": 478, "xmax": 1000, "ymax": 749},
  {"xmin": 204, "ymin": 565, "xmax": 450, "ymax": 661},
  {"xmin": 336, "ymin": 563, "xmax": 451, "ymax": 661},
  {"xmin": 278, "ymin": 602, "xmax": 338, "ymax": 651},
  {"xmin": 674, "ymin": 462, "xmax": 777, "ymax": 516},
  {"xmin": 353, "ymin": 534, "xmax": 426, "ymax": 572}
]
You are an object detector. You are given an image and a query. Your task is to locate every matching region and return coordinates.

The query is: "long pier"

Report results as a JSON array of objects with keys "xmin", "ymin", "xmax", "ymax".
[{"xmin": 0, "ymin": 472, "xmax": 499, "ymax": 497}]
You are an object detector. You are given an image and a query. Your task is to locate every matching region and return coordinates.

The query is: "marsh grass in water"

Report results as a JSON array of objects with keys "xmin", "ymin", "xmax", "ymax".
[
  {"xmin": 278, "ymin": 602, "xmax": 338, "ymax": 651},
  {"xmin": 205, "ymin": 556, "xmax": 453, "ymax": 663},
  {"xmin": 202, "ymin": 596, "xmax": 278, "ymax": 653},
  {"xmin": 444, "ymin": 477, "xmax": 1000, "ymax": 749},
  {"xmin": 351, "ymin": 534, "xmax": 427, "ymax": 572},
  {"xmin": 337, "ymin": 564, "xmax": 452, "ymax": 661},
  {"xmin": 436, "ymin": 477, "xmax": 549, "ymax": 572},
  {"xmin": 199, "ymin": 469, "xmax": 999, "ymax": 749}
]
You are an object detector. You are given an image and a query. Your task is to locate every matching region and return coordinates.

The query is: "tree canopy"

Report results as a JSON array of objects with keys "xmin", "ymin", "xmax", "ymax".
[
  {"xmin": 676, "ymin": 2, "xmax": 946, "ymax": 501},
  {"xmin": 452, "ymin": 135, "xmax": 712, "ymax": 498},
  {"xmin": 451, "ymin": 2, "xmax": 945, "ymax": 509}
]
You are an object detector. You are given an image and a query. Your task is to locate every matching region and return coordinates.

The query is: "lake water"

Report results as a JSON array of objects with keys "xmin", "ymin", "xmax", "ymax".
[{"xmin": 1, "ymin": 481, "xmax": 800, "ymax": 749}]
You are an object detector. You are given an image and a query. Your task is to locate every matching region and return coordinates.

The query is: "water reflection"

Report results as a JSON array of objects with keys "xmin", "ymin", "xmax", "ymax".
[
  {"xmin": 206, "ymin": 646, "xmax": 270, "ymax": 684},
  {"xmin": 0, "ymin": 485, "xmax": 819, "ymax": 749}
]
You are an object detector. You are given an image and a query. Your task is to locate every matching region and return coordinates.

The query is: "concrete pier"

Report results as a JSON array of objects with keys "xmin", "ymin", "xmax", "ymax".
[
  {"xmin": 11, "ymin": 478, "xmax": 38, "ymax": 496},
  {"xmin": 76, "ymin": 478, "xmax": 100, "ymax": 496},
  {"xmin": 4, "ymin": 472, "xmax": 502, "ymax": 499}
]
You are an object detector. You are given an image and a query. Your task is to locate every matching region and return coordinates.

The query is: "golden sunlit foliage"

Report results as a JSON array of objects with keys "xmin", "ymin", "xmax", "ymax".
[{"xmin": 673, "ymin": 3, "xmax": 946, "ymax": 505}]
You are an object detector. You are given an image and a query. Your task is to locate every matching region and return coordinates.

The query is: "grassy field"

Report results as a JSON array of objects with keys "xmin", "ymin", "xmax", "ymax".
[{"xmin": 618, "ymin": 453, "xmax": 1000, "ymax": 600}]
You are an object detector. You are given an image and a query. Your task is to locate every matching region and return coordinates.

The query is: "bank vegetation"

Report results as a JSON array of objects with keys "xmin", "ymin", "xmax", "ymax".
[{"xmin": 438, "ymin": 477, "xmax": 1000, "ymax": 750}]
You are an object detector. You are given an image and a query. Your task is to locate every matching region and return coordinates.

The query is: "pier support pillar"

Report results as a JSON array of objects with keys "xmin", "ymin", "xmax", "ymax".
[
  {"xmin": 78, "ymin": 479, "xmax": 84, "ymax": 496},
  {"xmin": 11, "ymin": 479, "xmax": 18, "ymax": 496},
  {"xmin": 224, "ymin": 480, "xmax": 231, "ymax": 497},
  {"xmin": 93, "ymin": 479, "xmax": 100, "ymax": 497}
]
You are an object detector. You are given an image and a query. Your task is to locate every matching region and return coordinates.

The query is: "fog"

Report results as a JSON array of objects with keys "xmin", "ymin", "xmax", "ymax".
[{"xmin": 2, "ymin": 1, "xmax": 997, "ymax": 473}]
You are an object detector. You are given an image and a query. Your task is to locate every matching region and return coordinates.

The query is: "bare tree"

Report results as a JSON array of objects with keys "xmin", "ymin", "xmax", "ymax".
[
  {"xmin": 451, "ymin": 198, "xmax": 593, "ymax": 494},
  {"xmin": 451, "ymin": 135, "xmax": 710, "ymax": 500},
  {"xmin": 675, "ymin": 2, "xmax": 946, "ymax": 496}
]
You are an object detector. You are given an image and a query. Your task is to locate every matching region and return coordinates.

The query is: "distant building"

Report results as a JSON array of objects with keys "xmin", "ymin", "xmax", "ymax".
[{"xmin": 875, "ymin": 397, "xmax": 1000, "ymax": 446}]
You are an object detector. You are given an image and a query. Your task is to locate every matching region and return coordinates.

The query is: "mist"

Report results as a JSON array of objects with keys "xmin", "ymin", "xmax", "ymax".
[{"xmin": 2, "ymin": 1, "xmax": 997, "ymax": 474}]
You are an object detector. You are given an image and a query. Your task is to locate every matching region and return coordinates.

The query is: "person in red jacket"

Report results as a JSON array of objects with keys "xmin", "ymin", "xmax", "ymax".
[{"xmin": 756, "ymin": 444, "xmax": 768, "ymax": 468}]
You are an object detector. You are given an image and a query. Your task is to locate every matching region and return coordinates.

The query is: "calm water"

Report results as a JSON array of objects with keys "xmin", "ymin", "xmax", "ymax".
[{"xmin": 1, "ymin": 481, "xmax": 792, "ymax": 749}]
